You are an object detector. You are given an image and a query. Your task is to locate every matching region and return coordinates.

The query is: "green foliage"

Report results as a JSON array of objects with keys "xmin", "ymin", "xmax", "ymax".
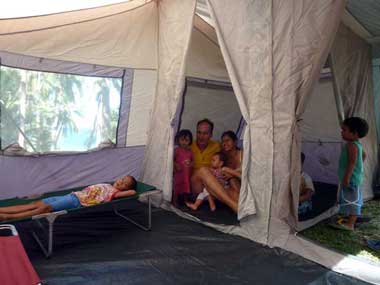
[
  {"xmin": 0, "ymin": 66, "xmax": 121, "ymax": 152},
  {"xmin": 0, "ymin": 68, "xmax": 22, "ymax": 146},
  {"xmin": 302, "ymin": 200, "xmax": 380, "ymax": 264}
]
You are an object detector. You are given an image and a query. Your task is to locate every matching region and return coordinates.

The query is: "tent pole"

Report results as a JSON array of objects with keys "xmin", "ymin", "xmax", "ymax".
[{"xmin": 328, "ymin": 54, "xmax": 345, "ymax": 124}]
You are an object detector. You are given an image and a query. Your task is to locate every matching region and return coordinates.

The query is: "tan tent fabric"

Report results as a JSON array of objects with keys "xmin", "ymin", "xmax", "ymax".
[
  {"xmin": 126, "ymin": 70, "xmax": 157, "ymax": 146},
  {"xmin": 330, "ymin": 24, "xmax": 378, "ymax": 200},
  {"xmin": 0, "ymin": 1, "xmax": 150, "ymax": 33},
  {"xmin": 269, "ymin": 0, "xmax": 345, "ymax": 246},
  {"xmin": 186, "ymin": 15, "xmax": 229, "ymax": 82},
  {"xmin": 206, "ymin": 1, "xmax": 273, "ymax": 237},
  {"xmin": 301, "ymin": 78, "xmax": 342, "ymax": 142},
  {"xmin": 141, "ymin": 0, "xmax": 196, "ymax": 201},
  {"xmin": 0, "ymin": 1, "xmax": 157, "ymax": 69},
  {"xmin": 180, "ymin": 84, "xmax": 241, "ymax": 140}
]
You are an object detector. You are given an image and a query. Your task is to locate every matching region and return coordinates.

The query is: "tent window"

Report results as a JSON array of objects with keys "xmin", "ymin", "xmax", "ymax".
[{"xmin": 0, "ymin": 66, "xmax": 121, "ymax": 153}]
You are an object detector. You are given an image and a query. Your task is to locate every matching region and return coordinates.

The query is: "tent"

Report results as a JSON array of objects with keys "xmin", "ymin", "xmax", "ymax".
[{"xmin": 0, "ymin": 0, "xmax": 379, "ymax": 283}]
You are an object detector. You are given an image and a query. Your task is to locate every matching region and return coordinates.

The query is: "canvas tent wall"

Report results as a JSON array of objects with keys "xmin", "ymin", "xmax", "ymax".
[
  {"xmin": 179, "ymin": 79, "xmax": 241, "ymax": 141},
  {"xmin": 0, "ymin": 1, "xmax": 228, "ymax": 199},
  {"xmin": 0, "ymin": 1, "xmax": 380, "ymax": 284}
]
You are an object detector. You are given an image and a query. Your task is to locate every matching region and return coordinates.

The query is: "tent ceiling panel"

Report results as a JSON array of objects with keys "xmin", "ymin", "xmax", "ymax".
[
  {"xmin": 180, "ymin": 84, "xmax": 241, "ymax": 141},
  {"xmin": 300, "ymin": 78, "xmax": 341, "ymax": 142},
  {"xmin": 345, "ymin": 0, "xmax": 380, "ymax": 58},
  {"xmin": 0, "ymin": 0, "xmax": 151, "ymax": 33},
  {"xmin": 186, "ymin": 16, "xmax": 229, "ymax": 82},
  {"xmin": 0, "ymin": 1, "xmax": 157, "ymax": 69},
  {"xmin": 346, "ymin": 0, "xmax": 380, "ymax": 37},
  {"xmin": 0, "ymin": 1, "xmax": 141, "ymax": 18},
  {"xmin": 195, "ymin": 0, "xmax": 214, "ymax": 27}
]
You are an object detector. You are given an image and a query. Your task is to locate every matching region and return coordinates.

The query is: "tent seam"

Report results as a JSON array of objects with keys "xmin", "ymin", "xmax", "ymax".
[{"xmin": 267, "ymin": 0, "xmax": 275, "ymax": 245}]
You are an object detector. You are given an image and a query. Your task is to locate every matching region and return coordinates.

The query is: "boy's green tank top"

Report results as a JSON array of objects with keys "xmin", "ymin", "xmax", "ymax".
[{"xmin": 338, "ymin": 141, "xmax": 363, "ymax": 186}]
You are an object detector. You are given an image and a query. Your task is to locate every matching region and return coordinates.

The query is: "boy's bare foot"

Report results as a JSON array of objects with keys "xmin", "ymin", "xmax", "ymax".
[{"xmin": 185, "ymin": 201, "xmax": 198, "ymax": 211}]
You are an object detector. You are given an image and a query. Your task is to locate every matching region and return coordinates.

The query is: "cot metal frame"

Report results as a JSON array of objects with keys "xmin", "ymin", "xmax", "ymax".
[{"xmin": 30, "ymin": 189, "xmax": 161, "ymax": 258}]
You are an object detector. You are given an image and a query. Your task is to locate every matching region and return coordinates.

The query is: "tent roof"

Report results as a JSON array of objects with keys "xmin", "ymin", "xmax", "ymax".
[
  {"xmin": 0, "ymin": 0, "xmax": 228, "ymax": 81},
  {"xmin": 196, "ymin": 0, "xmax": 380, "ymax": 59},
  {"xmin": 345, "ymin": 0, "xmax": 380, "ymax": 58},
  {"xmin": 0, "ymin": 0, "xmax": 132, "ymax": 18},
  {"xmin": 0, "ymin": 0, "xmax": 157, "ymax": 69}
]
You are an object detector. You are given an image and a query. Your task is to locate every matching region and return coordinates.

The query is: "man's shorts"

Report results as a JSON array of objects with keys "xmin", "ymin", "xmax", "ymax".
[
  {"xmin": 42, "ymin": 193, "xmax": 81, "ymax": 211},
  {"xmin": 338, "ymin": 182, "xmax": 362, "ymax": 216}
]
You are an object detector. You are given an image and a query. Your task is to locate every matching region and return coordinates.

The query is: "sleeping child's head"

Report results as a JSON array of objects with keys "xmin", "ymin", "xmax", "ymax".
[
  {"xmin": 211, "ymin": 152, "xmax": 227, "ymax": 170},
  {"xmin": 175, "ymin": 129, "xmax": 193, "ymax": 149},
  {"xmin": 113, "ymin": 175, "xmax": 137, "ymax": 191}
]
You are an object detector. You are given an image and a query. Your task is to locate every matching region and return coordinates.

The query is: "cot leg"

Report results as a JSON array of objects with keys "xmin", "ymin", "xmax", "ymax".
[
  {"xmin": 114, "ymin": 195, "xmax": 152, "ymax": 231},
  {"xmin": 32, "ymin": 215, "xmax": 58, "ymax": 258}
]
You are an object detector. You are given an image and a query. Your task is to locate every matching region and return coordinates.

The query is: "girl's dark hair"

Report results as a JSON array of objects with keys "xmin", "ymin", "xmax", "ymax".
[
  {"xmin": 342, "ymin": 117, "xmax": 369, "ymax": 138},
  {"xmin": 175, "ymin": 129, "xmax": 193, "ymax": 145},
  {"xmin": 213, "ymin": 152, "xmax": 227, "ymax": 166},
  {"xmin": 221, "ymin": 130, "xmax": 238, "ymax": 142}
]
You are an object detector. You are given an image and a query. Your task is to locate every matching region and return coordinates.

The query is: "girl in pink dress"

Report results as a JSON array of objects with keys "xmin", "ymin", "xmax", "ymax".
[{"xmin": 173, "ymin": 129, "xmax": 193, "ymax": 207}]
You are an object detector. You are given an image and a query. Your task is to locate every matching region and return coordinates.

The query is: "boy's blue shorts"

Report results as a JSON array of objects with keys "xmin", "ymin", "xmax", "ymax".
[
  {"xmin": 338, "ymin": 183, "xmax": 362, "ymax": 216},
  {"xmin": 42, "ymin": 193, "xmax": 81, "ymax": 211}
]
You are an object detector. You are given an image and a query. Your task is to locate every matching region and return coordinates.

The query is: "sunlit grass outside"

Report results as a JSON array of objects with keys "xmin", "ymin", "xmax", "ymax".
[{"xmin": 302, "ymin": 199, "xmax": 380, "ymax": 263}]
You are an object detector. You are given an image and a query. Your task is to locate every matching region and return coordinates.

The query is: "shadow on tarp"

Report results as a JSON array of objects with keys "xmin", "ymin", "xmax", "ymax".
[
  {"xmin": 11, "ymin": 200, "xmax": 370, "ymax": 285},
  {"xmin": 177, "ymin": 199, "xmax": 239, "ymax": 225}
]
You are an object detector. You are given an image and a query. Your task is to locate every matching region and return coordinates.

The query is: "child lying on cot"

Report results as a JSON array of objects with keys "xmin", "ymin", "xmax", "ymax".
[{"xmin": 0, "ymin": 175, "xmax": 137, "ymax": 221}]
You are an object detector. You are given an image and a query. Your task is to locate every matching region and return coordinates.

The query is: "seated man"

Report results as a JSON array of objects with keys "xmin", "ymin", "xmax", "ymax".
[
  {"xmin": 190, "ymin": 118, "xmax": 221, "ymax": 196},
  {"xmin": 298, "ymin": 153, "xmax": 315, "ymax": 216},
  {"xmin": 0, "ymin": 175, "xmax": 137, "ymax": 221}
]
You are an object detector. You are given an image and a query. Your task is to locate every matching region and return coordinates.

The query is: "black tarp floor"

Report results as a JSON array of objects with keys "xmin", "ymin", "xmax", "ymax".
[{"xmin": 13, "ymin": 200, "xmax": 370, "ymax": 285}]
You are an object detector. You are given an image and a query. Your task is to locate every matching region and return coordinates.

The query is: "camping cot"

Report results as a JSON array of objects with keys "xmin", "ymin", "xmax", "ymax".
[{"xmin": 0, "ymin": 181, "xmax": 159, "ymax": 257}]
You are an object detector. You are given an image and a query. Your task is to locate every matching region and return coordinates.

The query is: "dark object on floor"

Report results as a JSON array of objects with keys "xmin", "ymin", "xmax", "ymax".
[
  {"xmin": 299, "ymin": 182, "xmax": 338, "ymax": 221},
  {"xmin": 366, "ymin": 240, "xmax": 380, "ymax": 251},
  {"xmin": 373, "ymin": 184, "xmax": 380, "ymax": 199},
  {"xmin": 356, "ymin": 215, "xmax": 372, "ymax": 223}
]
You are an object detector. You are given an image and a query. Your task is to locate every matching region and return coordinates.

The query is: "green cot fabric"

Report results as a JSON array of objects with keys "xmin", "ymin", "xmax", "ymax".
[{"xmin": 0, "ymin": 181, "xmax": 156, "ymax": 210}]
